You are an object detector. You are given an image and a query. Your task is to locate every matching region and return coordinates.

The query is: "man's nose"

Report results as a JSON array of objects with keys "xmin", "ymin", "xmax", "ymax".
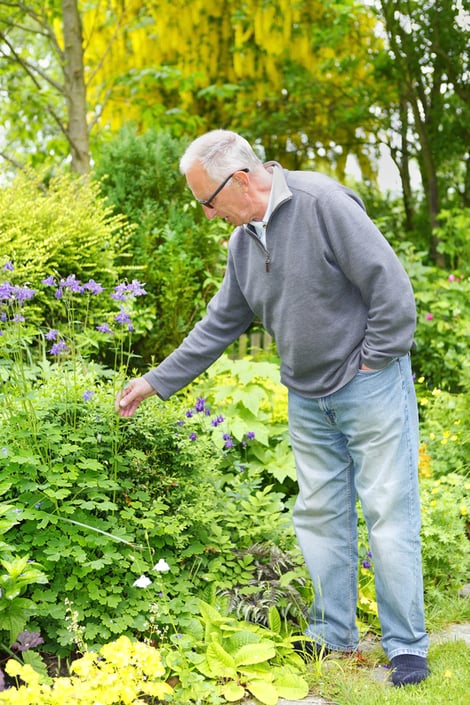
[{"xmin": 202, "ymin": 205, "xmax": 218, "ymax": 220}]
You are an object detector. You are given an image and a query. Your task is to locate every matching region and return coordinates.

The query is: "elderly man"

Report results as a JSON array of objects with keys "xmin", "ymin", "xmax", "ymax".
[{"xmin": 116, "ymin": 130, "xmax": 429, "ymax": 687}]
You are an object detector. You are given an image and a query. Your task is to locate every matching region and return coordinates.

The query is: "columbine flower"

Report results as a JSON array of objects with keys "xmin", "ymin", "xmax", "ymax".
[
  {"xmin": 114, "ymin": 308, "xmax": 132, "ymax": 325},
  {"xmin": 133, "ymin": 575, "xmax": 152, "ymax": 588},
  {"xmin": 12, "ymin": 314, "xmax": 25, "ymax": 323},
  {"xmin": 83, "ymin": 279, "xmax": 104, "ymax": 295},
  {"xmin": 59, "ymin": 274, "xmax": 83, "ymax": 293},
  {"xmin": 195, "ymin": 397, "xmax": 206, "ymax": 412},
  {"xmin": 42, "ymin": 276, "xmax": 56, "ymax": 286},
  {"xmin": 246, "ymin": 431, "xmax": 255, "ymax": 440},
  {"xmin": 45, "ymin": 329, "xmax": 59, "ymax": 341},
  {"xmin": 223, "ymin": 433, "xmax": 234, "ymax": 449},
  {"xmin": 189, "ymin": 432, "xmax": 197, "ymax": 441},
  {"xmin": 49, "ymin": 341, "xmax": 70, "ymax": 355},
  {"xmin": 83, "ymin": 390, "xmax": 94, "ymax": 402},
  {"xmin": 111, "ymin": 279, "xmax": 147, "ymax": 301},
  {"xmin": 96, "ymin": 323, "xmax": 114, "ymax": 334},
  {"xmin": 12, "ymin": 284, "xmax": 36, "ymax": 303},
  {"xmin": 362, "ymin": 560, "xmax": 371, "ymax": 569},
  {"xmin": 153, "ymin": 559, "xmax": 170, "ymax": 573},
  {"xmin": 211, "ymin": 415, "xmax": 224, "ymax": 427},
  {"xmin": 3, "ymin": 261, "xmax": 14, "ymax": 271}
]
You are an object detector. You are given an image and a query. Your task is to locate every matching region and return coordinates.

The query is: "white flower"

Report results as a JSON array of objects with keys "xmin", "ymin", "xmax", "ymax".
[
  {"xmin": 133, "ymin": 574, "xmax": 152, "ymax": 588},
  {"xmin": 153, "ymin": 558, "xmax": 170, "ymax": 573}
]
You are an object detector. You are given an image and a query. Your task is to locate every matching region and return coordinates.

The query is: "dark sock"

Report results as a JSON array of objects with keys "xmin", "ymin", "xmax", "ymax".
[{"xmin": 391, "ymin": 654, "xmax": 430, "ymax": 686}]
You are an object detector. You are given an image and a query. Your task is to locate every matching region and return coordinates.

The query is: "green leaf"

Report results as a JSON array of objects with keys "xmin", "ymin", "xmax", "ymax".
[
  {"xmin": 246, "ymin": 679, "xmax": 279, "ymax": 705},
  {"xmin": 268, "ymin": 606, "xmax": 282, "ymax": 634},
  {"xmin": 206, "ymin": 641, "xmax": 237, "ymax": 678},
  {"xmin": 233, "ymin": 641, "xmax": 276, "ymax": 666},
  {"xmin": 221, "ymin": 681, "xmax": 246, "ymax": 702},
  {"xmin": 275, "ymin": 672, "xmax": 309, "ymax": 699}
]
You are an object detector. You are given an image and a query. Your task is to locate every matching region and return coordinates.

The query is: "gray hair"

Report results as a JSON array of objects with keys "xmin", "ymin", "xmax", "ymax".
[{"xmin": 179, "ymin": 130, "xmax": 264, "ymax": 180}]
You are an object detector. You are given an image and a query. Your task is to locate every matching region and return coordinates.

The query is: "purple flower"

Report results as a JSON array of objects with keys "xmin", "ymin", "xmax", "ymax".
[
  {"xmin": 83, "ymin": 279, "xmax": 104, "ymax": 295},
  {"xmin": 114, "ymin": 308, "xmax": 132, "ymax": 325},
  {"xmin": 41, "ymin": 276, "xmax": 56, "ymax": 287},
  {"xmin": 12, "ymin": 314, "xmax": 25, "ymax": 323},
  {"xmin": 45, "ymin": 329, "xmax": 59, "ymax": 341},
  {"xmin": 189, "ymin": 432, "xmax": 197, "ymax": 441},
  {"xmin": 49, "ymin": 340, "xmax": 70, "ymax": 355},
  {"xmin": 176, "ymin": 420, "xmax": 185, "ymax": 426},
  {"xmin": 246, "ymin": 431, "xmax": 255, "ymax": 440},
  {"xmin": 111, "ymin": 279, "xmax": 147, "ymax": 301},
  {"xmin": 55, "ymin": 288, "xmax": 63, "ymax": 299},
  {"xmin": 96, "ymin": 323, "xmax": 114, "ymax": 334},
  {"xmin": 185, "ymin": 410, "xmax": 193, "ymax": 418},
  {"xmin": 223, "ymin": 433, "xmax": 234, "ymax": 449},
  {"xmin": 59, "ymin": 274, "xmax": 83, "ymax": 293},
  {"xmin": 362, "ymin": 560, "xmax": 371, "ymax": 570},
  {"xmin": 0, "ymin": 312, "xmax": 6, "ymax": 322},
  {"xmin": 195, "ymin": 397, "xmax": 206, "ymax": 412},
  {"xmin": 211, "ymin": 415, "xmax": 225, "ymax": 427},
  {"xmin": 3, "ymin": 261, "xmax": 14, "ymax": 271},
  {"xmin": 0, "ymin": 282, "xmax": 13, "ymax": 301},
  {"xmin": 83, "ymin": 390, "xmax": 94, "ymax": 402}
]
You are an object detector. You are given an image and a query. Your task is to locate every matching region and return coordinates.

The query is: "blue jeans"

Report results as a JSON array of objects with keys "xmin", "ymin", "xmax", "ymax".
[{"xmin": 289, "ymin": 355, "xmax": 429, "ymax": 659}]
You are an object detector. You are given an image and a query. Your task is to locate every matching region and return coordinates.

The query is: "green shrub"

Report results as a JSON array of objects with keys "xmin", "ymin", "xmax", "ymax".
[{"xmin": 93, "ymin": 125, "xmax": 230, "ymax": 363}]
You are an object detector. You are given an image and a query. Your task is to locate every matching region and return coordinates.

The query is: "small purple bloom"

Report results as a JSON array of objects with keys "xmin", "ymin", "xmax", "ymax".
[
  {"xmin": 185, "ymin": 410, "xmax": 193, "ymax": 418},
  {"xmin": 111, "ymin": 279, "xmax": 147, "ymax": 301},
  {"xmin": 9, "ymin": 284, "xmax": 35, "ymax": 303},
  {"xmin": 55, "ymin": 288, "xmax": 63, "ymax": 299},
  {"xmin": 12, "ymin": 314, "xmax": 25, "ymax": 323},
  {"xmin": 195, "ymin": 397, "xmax": 206, "ymax": 412},
  {"xmin": 127, "ymin": 324, "xmax": 134, "ymax": 332},
  {"xmin": 0, "ymin": 312, "xmax": 6, "ymax": 322},
  {"xmin": 41, "ymin": 276, "xmax": 56, "ymax": 287},
  {"xmin": 114, "ymin": 308, "xmax": 132, "ymax": 325},
  {"xmin": 60, "ymin": 274, "xmax": 83, "ymax": 293},
  {"xmin": 189, "ymin": 432, "xmax": 197, "ymax": 441},
  {"xmin": 362, "ymin": 560, "xmax": 371, "ymax": 570},
  {"xmin": 45, "ymin": 329, "xmax": 59, "ymax": 341},
  {"xmin": 3, "ymin": 261, "xmax": 14, "ymax": 271},
  {"xmin": 176, "ymin": 420, "xmax": 185, "ymax": 426},
  {"xmin": 49, "ymin": 340, "xmax": 70, "ymax": 355},
  {"xmin": 96, "ymin": 323, "xmax": 114, "ymax": 334},
  {"xmin": 83, "ymin": 390, "xmax": 94, "ymax": 402},
  {"xmin": 83, "ymin": 279, "xmax": 104, "ymax": 295},
  {"xmin": 246, "ymin": 431, "xmax": 255, "ymax": 440},
  {"xmin": 223, "ymin": 434, "xmax": 234, "ymax": 449}
]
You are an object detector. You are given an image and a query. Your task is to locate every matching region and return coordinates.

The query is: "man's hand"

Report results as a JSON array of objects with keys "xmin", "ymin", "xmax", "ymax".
[{"xmin": 115, "ymin": 377, "xmax": 156, "ymax": 417}]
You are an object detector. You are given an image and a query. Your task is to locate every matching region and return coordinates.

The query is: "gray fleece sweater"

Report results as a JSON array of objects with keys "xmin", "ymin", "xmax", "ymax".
[{"xmin": 144, "ymin": 164, "xmax": 416, "ymax": 400}]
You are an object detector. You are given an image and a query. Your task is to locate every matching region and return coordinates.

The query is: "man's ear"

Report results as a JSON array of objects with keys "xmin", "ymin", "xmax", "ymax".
[{"xmin": 233, "ymin": 169, "xmax": 250, "ymax": 192}]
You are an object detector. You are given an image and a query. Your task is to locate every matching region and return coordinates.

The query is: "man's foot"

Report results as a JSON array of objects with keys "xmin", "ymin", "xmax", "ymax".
[
  {"xmin": 291, "ymin": 638, "xmax": 330, "ymax": 660},
  {"xmin": 391, "ymin": 655, "xmax": 430, "ymax": 686}
]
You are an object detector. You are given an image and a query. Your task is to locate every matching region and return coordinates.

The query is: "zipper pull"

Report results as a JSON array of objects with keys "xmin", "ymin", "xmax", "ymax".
[{"xmin": 265, "ymin": 253, "xmax": 271, "ymax": 272}]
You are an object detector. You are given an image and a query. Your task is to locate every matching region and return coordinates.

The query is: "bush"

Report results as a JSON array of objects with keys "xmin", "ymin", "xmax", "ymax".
[{"xmin": 93, "ymin": 125, "xmax": 231, "ymax": 362}]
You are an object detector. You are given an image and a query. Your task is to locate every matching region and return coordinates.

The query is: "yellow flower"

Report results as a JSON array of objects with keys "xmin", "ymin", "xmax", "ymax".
[
  {"xmin": 417, "ymin": 376, "xmax": 425, "ymax": 383},
  {"xmin": 460, "ymin": 505, "xmax": 468, "ymax": 516},
  {"xmin": 429, "ymin": 433, "xmax": 435, "ymax": 440},
  {"xmin": 444, "ymin": 669, "xmax": 453, "ymax": 679}
]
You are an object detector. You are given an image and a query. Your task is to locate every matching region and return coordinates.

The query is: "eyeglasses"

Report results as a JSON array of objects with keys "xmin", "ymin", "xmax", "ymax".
[{"xmin": 197, "ymin": 168, "xmax": 249, "ymax": 209}]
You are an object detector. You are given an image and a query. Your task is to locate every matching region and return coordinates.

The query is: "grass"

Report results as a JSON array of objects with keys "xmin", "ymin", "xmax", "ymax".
[
  {"xmin": 303, "ymin": 592, "xmax": 470, "ymax": 705},
  {"xmin": 309, "ymin": 641, "xmax": 470, "ymax": 705}
]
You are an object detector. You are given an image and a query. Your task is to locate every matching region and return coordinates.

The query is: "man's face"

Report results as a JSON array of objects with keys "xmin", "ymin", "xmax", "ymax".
[{"xmin": 186, "ymin": 162, "xmax": 252, "ymax": 226}]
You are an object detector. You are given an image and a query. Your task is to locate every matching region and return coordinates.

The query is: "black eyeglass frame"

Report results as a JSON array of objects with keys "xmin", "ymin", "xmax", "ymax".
[{"xmin": 197, "ymin": 168, "xmax": 250, "ymax": 208}]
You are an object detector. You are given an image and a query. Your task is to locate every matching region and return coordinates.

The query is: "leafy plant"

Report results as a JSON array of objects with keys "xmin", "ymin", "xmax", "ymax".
[
  {"xmin": 164, "ymin": 600, "xmax": 309, "ymax": 705},
  {"xmin": 0, "ymin": 635, "xmax": 172, "ymax": 704}
]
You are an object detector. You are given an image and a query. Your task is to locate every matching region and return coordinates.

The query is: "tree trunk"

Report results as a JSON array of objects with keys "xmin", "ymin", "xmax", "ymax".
[{"xmin": 62, "ymin": 0, "xmax": 90, "ymax": 174}]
